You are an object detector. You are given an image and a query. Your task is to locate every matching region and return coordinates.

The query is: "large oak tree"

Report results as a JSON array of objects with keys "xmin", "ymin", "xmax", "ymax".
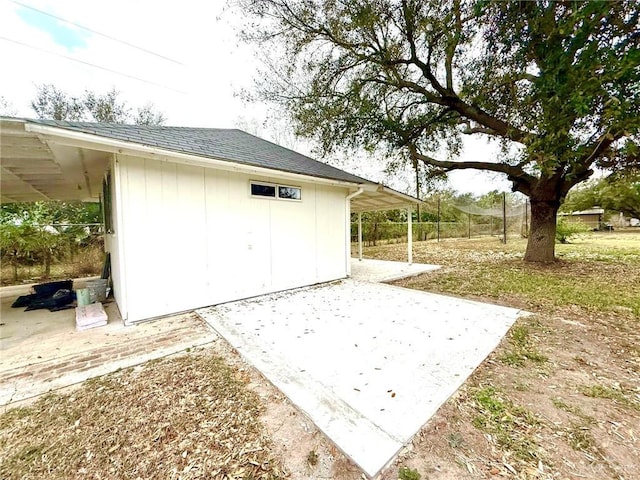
[{"xmin": 240, "ymin": 0, "xmax": 640, "ymax": 261}]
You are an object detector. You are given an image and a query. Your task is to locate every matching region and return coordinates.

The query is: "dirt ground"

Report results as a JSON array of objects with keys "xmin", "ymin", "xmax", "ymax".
[
  {"xmin": 2, "ymin": 232, "xmax": 638, "ymax": 480},
  {"xmin": 213, "ymin": 339, "xmax": 366, "ymax": 480},
  {"xmin": 258, "ymin": 233, "xmax": 640, "ymax": 480}
]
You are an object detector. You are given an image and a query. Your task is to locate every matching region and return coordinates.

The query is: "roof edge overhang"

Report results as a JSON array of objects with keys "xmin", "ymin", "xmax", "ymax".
[
  {"xmin": 16, "ymin": 120, "xmax": 419, "ymax": 210},
  {"xmin": 24, "ymin": 122, "xmax": 364, "ymax": 189},
  {"xmin": 376, "ymin": 184, "xmax": 419, "ymax": 205},
  {"xmin": 350, "ymin": 184, "xmax": 419, "ymax": 213}
]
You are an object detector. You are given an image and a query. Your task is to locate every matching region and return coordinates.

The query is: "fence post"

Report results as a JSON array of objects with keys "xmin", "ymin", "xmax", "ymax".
[
  {"xmin": 502, "ymin": 192, "xmax": 507, "ymax": 244},
  {"xmin": 357, "ymin": 212, "xmax": 363, "ymax": 261},
  {"xmin": 407, "ymin": 207, "xmax": 413, "ymax": 265},
  {"xmin": 437, "ymin": 197, "xmax": 441, "ymax": 242},
  {"xmin": 468, "ymin": 213, "xmax": 471, "ymax": 239}
]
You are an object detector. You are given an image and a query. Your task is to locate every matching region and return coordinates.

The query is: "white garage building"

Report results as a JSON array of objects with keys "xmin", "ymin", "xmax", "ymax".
[{"xmin": 1, "ymin": 118, "xmax": 417, "ymax": 323}]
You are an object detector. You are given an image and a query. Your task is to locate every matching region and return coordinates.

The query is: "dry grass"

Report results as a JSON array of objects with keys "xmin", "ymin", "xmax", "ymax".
[
  {"xmin": 1, "ymin": 244, "xmax": 104, "ymax": 286},
  {"xmin": 379, "ymin": 231, "xmax": 640, "ymax": 480},
  {"xmin": 0, "ymin": 352, "xmax": 286, "ymax": 480}
]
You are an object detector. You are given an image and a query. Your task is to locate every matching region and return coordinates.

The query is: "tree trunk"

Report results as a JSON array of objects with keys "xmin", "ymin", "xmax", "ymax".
[
  {"xmin": 44, "ymin": 250, "xmax": 51, "ymax": 279},
  {"xmin": 12, "ymin": 253, "xmax": 18, "ymax": 283},
  {"xmin": 524, "ymin": 199, "xmax": 559, "ymax": 262}
]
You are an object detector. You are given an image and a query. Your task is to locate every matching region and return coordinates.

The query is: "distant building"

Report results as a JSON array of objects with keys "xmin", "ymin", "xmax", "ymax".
[{"xmin": 562, "ymin": 207, "xmax": 605, "ymax": 230}]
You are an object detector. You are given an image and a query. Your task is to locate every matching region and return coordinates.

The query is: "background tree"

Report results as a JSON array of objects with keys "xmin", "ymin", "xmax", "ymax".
[
  {"xmin": 0, "ymin": 96, "xmax": 18, "ymax": 116},
  {"xmin": 240, "ymin": 0, "xmax": 640, "ymax": 262},
  {"xmin": 134, "ymin": 102, "xmax": 167, "ymax": 126},
  {"xmin": 562, "ymin": 173, "xmax": 640, "ymax": 220},
  {"xmin": 31, "ymin": 84, "xmax": 84, "ymax": 121},
  {"xmin": 0, "ymin": 223, "xmax": 30, "ymax": 283},
  {"xmin": 31, "ymin": 84, "xmax": 166, "ymax": 125},
  {"xmin": 83, "ymin": 88, "xmax": 130, "ymax": 123},
  {"xmin": 0, "ymin": 202, "xmax": 102, "ymax": 282}
]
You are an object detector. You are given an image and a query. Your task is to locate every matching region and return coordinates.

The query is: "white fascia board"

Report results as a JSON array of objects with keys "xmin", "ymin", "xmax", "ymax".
[
  {"xmin": 25, "ymin": 123, "xmax": 364, "ymax": 189},
  {"xmin": 375, "ymin": 184, "xmax": 420, "ymax": 204}
]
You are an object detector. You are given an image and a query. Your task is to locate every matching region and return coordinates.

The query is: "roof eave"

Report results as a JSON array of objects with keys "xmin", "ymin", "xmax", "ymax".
[{"xmin": 24, "ymin": 122, "xmax": 365, "ymax": 189}]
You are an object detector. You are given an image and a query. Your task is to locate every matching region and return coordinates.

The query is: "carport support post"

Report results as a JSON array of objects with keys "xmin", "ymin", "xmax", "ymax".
[
  {"xmin": 358, "ymin": 212, "xmax": 363, "ymax": 261},
  {"xmin": 407, "ymin": 207, "xmax": 413, "ymax": 265}
]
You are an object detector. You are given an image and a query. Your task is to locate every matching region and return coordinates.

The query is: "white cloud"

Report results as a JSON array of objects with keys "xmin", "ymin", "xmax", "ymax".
[{"xmin": 1, "ymin": 0, "xmax": 260, "ymax": 126}]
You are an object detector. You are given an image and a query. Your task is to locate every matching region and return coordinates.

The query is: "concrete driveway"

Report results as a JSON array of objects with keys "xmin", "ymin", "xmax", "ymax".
[{"xmin": 197, "ymin": 263, "xmax": 526, "ymax": 478}]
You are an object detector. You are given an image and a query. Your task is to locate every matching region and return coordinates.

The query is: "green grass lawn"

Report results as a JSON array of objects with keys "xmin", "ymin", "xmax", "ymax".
[{"xmin": 367, "ymin": 231, "xmax": 640, "ymax": 318}]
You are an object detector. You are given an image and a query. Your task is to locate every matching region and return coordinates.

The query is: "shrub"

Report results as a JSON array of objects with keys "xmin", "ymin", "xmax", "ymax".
[{"xmin": 556, "ymin": 217, "xmax": 589, "ymax": 244}]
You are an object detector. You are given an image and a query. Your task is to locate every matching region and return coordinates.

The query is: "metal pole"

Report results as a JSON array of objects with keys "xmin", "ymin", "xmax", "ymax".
[
  {"xmin": 468, "ymin": 213, "xmax": 471, "ymax": 239},
  {"xmin": 437, "ymin": 197, "xmax": 441, "ymax": 242},
  {"xmin": 415, "ymin": 163, "xmax": 421, "ymax": 223},
  {"xmin": 407, "ymin": 207, "xmax": 413, "ymax": 265},
  {"xmin": 503, "ymin": 192, "xmax": 507, "ymax": 244},
  {"xmin": 358, "ymin": 212, "xmax": 363, "ymax": 261}
]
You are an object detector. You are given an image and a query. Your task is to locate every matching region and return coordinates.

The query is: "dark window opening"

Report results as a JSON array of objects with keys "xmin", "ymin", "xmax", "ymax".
[{"xmin": 251, "ymin": 183, "xmax": 276, "ymax": 197}]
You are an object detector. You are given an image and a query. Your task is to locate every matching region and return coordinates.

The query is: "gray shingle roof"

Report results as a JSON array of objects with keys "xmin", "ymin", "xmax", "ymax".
[{"xmin": 28, "ymin": 119, "xmax": 370, "ymax": 184}]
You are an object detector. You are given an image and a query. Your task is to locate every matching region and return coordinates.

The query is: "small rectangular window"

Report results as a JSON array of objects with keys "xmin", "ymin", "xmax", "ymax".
[
  {"xmin": 278, "ymin": 185, "xmax": 302, "ymax": 200},
  {"xmin": 251, "ymin": 182, "xmax": 276, "ymax": 197}
]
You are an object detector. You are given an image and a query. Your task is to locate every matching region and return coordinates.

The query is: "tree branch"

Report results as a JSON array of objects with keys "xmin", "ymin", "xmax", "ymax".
[
  {"xmin": 409, "ymin": 148, "xmax": 537, "ymax": 194},
  {"xmin": 401, "ymin": 0, "xmax": 449, "ymax": 97},
  {"xmin": 582, "ymin": 129, "xmax": 619, "ymax": 166},
  {"xmin": 400, "ymin": 2, "xmax": 531, "ymax": 144},
  {"xmin": 462, "ymin": 126, "xmax": 499, "ymax": 135},
  {"xmin": 445, "ymin": 0, "xmax": 463, "ymax": 92}
]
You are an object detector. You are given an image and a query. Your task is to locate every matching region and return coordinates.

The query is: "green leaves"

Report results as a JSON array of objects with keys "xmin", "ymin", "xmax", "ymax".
[
  {"xmin": 240, "ymin": 0, "xmax": 639, "ymax": 261},
  {"xmin": 563, "ymin": 173, "xmax": 640, "ymax": 219},
  {"xmin": 243, "ymin": 0, "xmax": 639, "ymax": 173},
  {"xmin": 0, "ymin": 202, "xmax": 102, "ymax": 280}
]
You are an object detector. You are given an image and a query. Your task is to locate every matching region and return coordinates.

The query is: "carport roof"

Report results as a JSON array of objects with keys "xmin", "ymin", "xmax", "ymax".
[{"xmin": 1, "ymin": 117, "xmax": 417, "ymax": 210}]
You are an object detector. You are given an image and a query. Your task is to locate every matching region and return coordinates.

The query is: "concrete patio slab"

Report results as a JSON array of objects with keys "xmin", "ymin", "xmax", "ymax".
[
  {"xmin": 1, "ymin": 282, "xmax": 217, "ymax": 406},
  {"xmin": 197, "ymin": 280, "xmax": 527, "ymax": 478},
  {"xmin": 350, "ymin": 258, "xmax": 440, "ymax": 282}
]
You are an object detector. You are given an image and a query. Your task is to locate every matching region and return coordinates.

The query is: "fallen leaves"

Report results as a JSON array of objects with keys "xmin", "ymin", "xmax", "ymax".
[{"xmin": 0, "ymin": 352, "xmax": 286, "ymax": 480}]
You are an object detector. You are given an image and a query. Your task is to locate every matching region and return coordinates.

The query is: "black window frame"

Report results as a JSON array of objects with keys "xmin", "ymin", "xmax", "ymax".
[{"xmin": 250, "ymin": 181, "xmax": 302, "ymax": 201}]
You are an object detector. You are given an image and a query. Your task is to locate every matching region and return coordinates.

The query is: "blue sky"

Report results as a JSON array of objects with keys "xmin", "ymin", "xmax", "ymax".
[{"xmin": 16, "ymin": 6, "xmax": 89, "ymax": 50}]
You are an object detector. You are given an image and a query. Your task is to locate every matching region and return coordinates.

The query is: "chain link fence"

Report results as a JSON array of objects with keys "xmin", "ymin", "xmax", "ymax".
[{"xmin": 351, "ymin": 197, "xmax": 530, "ymax": 246}]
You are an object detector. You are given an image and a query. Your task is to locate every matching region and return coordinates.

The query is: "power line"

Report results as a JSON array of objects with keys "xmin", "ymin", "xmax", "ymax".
[
  {"xmin": 10, "ymin": 0, "xmax": 184, "ymax": 66},
  {"xmin": 0, "ymin": 36, "xmax": 187, "ymax": 94}
]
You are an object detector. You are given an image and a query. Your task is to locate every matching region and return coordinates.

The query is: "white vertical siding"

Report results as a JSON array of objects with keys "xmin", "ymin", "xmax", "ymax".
[
  {"xmin": 115, "ymin": 154, "xmax": 349, "ymax": 323},
  {"xmin": 315, "ymin": 185, "xmax": 348, "ymax": 282}
]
